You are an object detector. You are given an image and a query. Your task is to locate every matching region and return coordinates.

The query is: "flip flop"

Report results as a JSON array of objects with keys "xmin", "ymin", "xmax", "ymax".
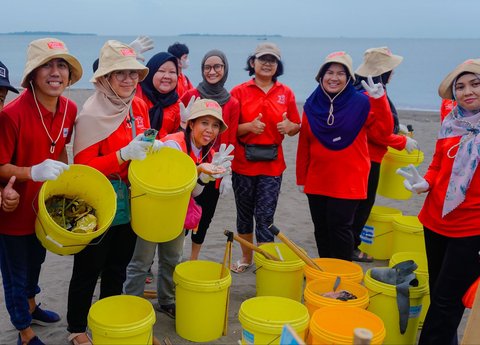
[
  {"xmin": 352, "ymin": 249, "xmax": 374, "ymax": 263},
  {"xmin": 231, "ymin": 260, "xmax": 252, "ymax": 274}
]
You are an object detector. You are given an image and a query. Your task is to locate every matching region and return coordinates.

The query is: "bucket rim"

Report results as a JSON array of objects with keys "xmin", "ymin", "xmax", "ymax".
[
  {"xmin": 389, "ymin": 252, "xmax": 428, "ymax": 276},
  {"xmin": 173, "ymin": 261, "xmax": 232, "ymax": 292},
  {"xmin": 369, "ymin": 206, "xmax": 403, "ymax": 221},
  {"xmin": 128, "ymin": 148, "xmax": 197, "ymax": 196}
]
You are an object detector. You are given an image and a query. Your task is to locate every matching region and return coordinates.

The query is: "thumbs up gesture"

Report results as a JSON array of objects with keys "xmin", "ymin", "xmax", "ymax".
[
  {"xmin": 251, "ymin": 113, "xmax": 266, "ymax": 134},
  {"xmin": 277, "ymin": 112, "xmax": 298, "ymax": 135},
  {"xmin": 2, "ymin": 176, "xmax": 20, "ymax": 212}
]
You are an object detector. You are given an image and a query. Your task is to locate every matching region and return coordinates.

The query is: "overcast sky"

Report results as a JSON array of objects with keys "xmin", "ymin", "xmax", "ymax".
[{"xmin": 2, "ymin": 0, "xmax": 478, "ymax": 38}]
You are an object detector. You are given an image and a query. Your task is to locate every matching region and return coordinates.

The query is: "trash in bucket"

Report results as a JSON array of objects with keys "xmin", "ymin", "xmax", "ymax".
[
  {"xmin": 35, "ymin": 164, "xmax": 117, "ymax": 255},
  {"xmin": 304, "ymin": 258, "xmax": 363, "ymax": 284}
]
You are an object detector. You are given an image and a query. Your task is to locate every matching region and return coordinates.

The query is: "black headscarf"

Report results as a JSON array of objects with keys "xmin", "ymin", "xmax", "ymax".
[
  {"xmin": 141, "ymin": 52, "xmax": 179, "ymax": 131},
  {"xmin": 196, "ymin": 49, "xmax": 231, "ymax": 105}
]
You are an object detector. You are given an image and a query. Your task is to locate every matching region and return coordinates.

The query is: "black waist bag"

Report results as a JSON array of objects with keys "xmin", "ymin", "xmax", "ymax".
[{"xmin": 244, "ymin": 144, "xmax": 278, "ymax": 161}]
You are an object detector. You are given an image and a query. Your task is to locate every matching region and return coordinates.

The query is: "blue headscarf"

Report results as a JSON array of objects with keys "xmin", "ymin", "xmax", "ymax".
[
  {"xmin": 141, "ymin": 52, "xmax": 179, "ymax": 131},
  {"xmin": 304, "ymin": 78, "xmax": 370, "ymax": 150}
]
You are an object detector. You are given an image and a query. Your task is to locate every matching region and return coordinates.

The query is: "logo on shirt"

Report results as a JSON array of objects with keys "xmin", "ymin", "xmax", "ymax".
[
  {"xmin": 136, "ymin": 117, "xmax": 145, "ymax": 129},
  {"xmin": 277, "ymin": 95, "xmax": 286, "ymax": 104},
  {"xmin": 63, "ymin": 128, "xmax": 69, "ymax": 137}
]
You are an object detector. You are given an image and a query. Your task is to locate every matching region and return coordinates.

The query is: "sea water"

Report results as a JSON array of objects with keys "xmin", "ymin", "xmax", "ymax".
[{"xmin": 1, "ymin": 34, "xmax": 479, "ymax": 110}]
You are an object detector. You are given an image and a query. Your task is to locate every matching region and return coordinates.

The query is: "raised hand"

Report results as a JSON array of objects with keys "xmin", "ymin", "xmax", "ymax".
[
  {"xmin": 180, "ymin": 95, "xmax": 198, "ymax": 129},
  {"xmin": 129, "ymin": 36, "xmax": 154, "ymax": 62},
  {"xmin": 361, "ymin": 75, "xmax": 385, "ymax": 99},
  {"xmin": 396, "ymin": 164, "xmax": 429, "ymax": 194}
]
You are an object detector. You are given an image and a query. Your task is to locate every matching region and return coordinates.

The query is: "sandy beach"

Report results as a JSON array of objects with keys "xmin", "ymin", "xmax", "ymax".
[{"xmin": 0, "ymin": 89, "xmax": 469, "ymax": 344}]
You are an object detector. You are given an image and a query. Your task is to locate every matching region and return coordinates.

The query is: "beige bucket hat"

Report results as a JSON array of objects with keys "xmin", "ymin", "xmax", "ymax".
[
  {"xmin": 355, "ymin": 47, "xmax": 403, "ymax": 77},
  {"xmin": 315, "ymin": 51, "xmax": 355, "ymax": 82},
  {"xmin": 438, "ymin": 58, "xmax": 480, "ymax": 99},
  {"xmin": 188, "ymin": 98, "xmax": 228, "ymax": 133},
  {"xmin": 91, "ymin": 40, "xmax": 149, "ymax": 82},
  {"xmin": 21, "ymin": 37, "xmax": 83, "ymax": 88},
  {"xmin": 254, "ymin": 42, "xmax": 281, "ymax": 61}
]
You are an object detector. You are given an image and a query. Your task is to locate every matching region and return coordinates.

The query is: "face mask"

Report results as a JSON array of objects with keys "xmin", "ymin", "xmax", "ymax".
[{"xmin": 181, "ymin": 57, "xmax": 190, "ymax": 69}]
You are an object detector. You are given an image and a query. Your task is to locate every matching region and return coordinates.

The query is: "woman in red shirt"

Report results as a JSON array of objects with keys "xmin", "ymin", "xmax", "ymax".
[
  {"xmin": 296, "ymin": 51, "xmax": 392, "ymax": 261},
  {"xmin": 181, "ymin": 49, "xmax": 239, "ymax": 260},
  {"xmin": 230, "ymin": 42, "xmax": 300, "ymax": 273},
  {"xmin": 68, "ymin": 40, "xmax": 161, "ymax": 345},
  {"xmin": 398, "ymin": 59, "xmax": 480, "ymax": 345}
]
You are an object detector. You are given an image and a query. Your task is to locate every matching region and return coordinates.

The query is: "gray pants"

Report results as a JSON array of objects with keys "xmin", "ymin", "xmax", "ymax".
[{"xmin": 124, "ymin": 232, "xmax": 184, "ymax": 305}]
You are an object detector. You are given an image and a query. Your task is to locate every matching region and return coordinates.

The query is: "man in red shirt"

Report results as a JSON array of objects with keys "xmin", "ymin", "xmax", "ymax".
[
  {"xmin": 0, "ymin": 38, "xmax": 82, "ymax": 345},
  {"xmin": 168, "ymin": 42, "xmax": 193, "ymax": 97}
]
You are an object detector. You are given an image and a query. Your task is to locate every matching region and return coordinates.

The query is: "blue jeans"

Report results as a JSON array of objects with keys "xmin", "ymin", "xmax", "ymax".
[
  {"xmin": 124, "ymin": 232, "xmax": 184, "ymax": 305},
  {"xmin": 0, "ymin": 234, "xmax": 46, "ymax": 330}
]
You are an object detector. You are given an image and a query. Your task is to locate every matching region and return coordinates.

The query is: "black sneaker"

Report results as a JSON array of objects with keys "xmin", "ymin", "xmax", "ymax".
[
  {"xmin": 156, "ymin": 303, "xmax": 175, "ymax": 319},
  {"xmin": 30, "ymin": 303, "xmax": 61, "ymax": 326}
]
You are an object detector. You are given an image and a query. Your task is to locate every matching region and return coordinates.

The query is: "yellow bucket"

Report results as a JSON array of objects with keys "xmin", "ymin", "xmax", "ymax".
[
  {"xmin": 173, "ymin": 260, "xmax": 232, "ymax": 342},
  {"xmin": 303, "ymin": 278, "xmax": 370, "ymax": 317},
  {"xmin": 377, "ymin": 147, "xmax": 424, "ymax": 200},
  {"xmin": 239, "ymin": 296, "xmax": 309, "ymax": 345},
  {"xmin": 304, "ymin": 258, "xmax": 363, "ymax": 285},
  {"xmin": 87, "ymin": 295, "xmax": 155, "ymax": 345},
  {"xmin": 359, "ymin": 206, "xmax": 403, "ymax": 260},
  {"xmin": 308, "ymin": 306, "xmax": 386, "ymax": 345},
  {"xmin": 35, "ymin": 164, "xmax": 116, "ymax": 256},
  {"xmin": 390, "ymin": 252, "xmax": 430, "ymax": 329},
  {"xmin": 392, "ymin": 215, "xmax": 426, "ymax": 254},
  {"xmin": 364, "ymin": 268, "xmax": 428, "ymax": 345},
  {"xmin": 254, "ymin": 243, "xmax": 305, "ymax": 302},
  {"xmin": 129, "ymin": 148, "xmax": 197, "ymax": 242}
]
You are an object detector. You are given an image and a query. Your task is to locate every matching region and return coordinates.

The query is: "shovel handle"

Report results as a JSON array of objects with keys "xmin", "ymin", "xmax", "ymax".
[
  {"xmin": 268, "ymin": 225, "xmax": 323, "ymax": 271},
  {"xmin": 224, "ymin": 230, "xmax": 280, "ymax": 261}
]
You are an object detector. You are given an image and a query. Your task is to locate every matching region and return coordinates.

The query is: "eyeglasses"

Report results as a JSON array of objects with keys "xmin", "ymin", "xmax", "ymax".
[
  {"xmin": 203, "ymin": 64, "xmax": 224, "ymax": 73},
  {"xmin": 111, "ymin": 70, "xmax": 140, "ymax": 81},
  {"xmin": 257, "ymin": 56, "xmax": 278, "ymax": 66}
]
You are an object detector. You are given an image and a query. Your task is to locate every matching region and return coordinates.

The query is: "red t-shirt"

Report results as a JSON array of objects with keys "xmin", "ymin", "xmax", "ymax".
[
  {"xmin": 0, "ymin": 89, "xmax": 77, "ymax": 235},
  {"xmin": 136, "ymin": 85, "xmax": 180, "ymax": 138},
  {"xmin": 74, "ymin": 97, "xmax": 150, "ymax": 184},
  {"xmin": 419, "ymin": 136, "xmax": 480, "ymax": 238},
  {"xmin": 181, "ymin": 89, "xmax": 240, "ymax": 152},
  {"xmin": 296, "ymin": 94, "xmax": 392, "ymax": 199},
  {"xmin": 230, "ymin": 79, "xmax": 300, "ymax": 176},
  {"xmin": 440, "ymin": 99, "xmax": 456, "ymax": 122},
  {"xmin": 176, "ymin": 73, "xmax": 193, "ymax": 98}
]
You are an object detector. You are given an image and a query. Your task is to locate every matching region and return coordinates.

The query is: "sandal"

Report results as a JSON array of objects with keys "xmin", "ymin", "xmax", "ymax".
[
  {"xmin": 231, "ymin": 260, "xmax": 253, "ymax": 274},
  {"xmin": 352, "ymin": 249, "xmax": 374, "ymax": 263},
  {"xmin": 68, "ymin": 333, "xmax": 92, "ymax": 345}
]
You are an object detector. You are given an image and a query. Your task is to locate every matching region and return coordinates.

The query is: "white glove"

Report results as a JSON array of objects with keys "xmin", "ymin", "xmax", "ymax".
[
  {"xmin": 199, "ymin": 172, "xmax": 215, "ymax": 184},
  {"xmin": 219, "ymin": 174, "xmax": 232, "ymax": 197},
  {"xmin": 405, "ymin": 137, "xmax": 418, "ymax": 153},
  {"xmin": 361, "ymin": 75, "xmax": 385, "ymax": 99},
  {"xmin": 31, "ymin": 159, "xmax": 69, "ymax": 182},
  {"xmin": 212, "ymin": 160, "xmax": 232, "ymax": 179},
  {"xmin": 396, "ymin": 164, "xmax": 429, "ymax": 194},
  {"xmin": 398, "ymin": 124, "xmax": 409, "ymax": 135},
  {"xmin": 298, "ymin": 185, "xmax": 305, "ymax": 193},
  {"xmin": 180, "ymin": 95, "xmax": 198, "ymax": 129},
  {"xmin": 212, "ymin": 143, "xmax": 235, "ymax": 166},
  {"xmin": 151, "ymin": 140, "xmax": 164, "ymax": 152},
  {"xmin": 120, "ymin": 134, "xmax": 151, "ymax": 161},
  {"xmin": 129, "ymin": 36, "xmax": 154, "ymax": 62}
]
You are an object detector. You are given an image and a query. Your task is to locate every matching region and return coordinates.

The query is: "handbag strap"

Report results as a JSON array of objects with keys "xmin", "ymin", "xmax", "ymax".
[{"xmin": 128, "ymin": 107, "xmax": 136, "ymax": 138}]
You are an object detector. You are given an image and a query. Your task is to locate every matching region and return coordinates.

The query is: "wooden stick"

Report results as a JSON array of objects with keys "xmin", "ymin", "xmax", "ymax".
[
  {"xmin": 152, "ymin": 335, "xmax": 162, "ymax": 345},
  {"xmin": 461, "ymin": 280, "xmax": 480, "ymax": 344},
  {"xmin": 268, "ymin": 225, "xmax": 323, "ymax": 271},
  {"xmin": 224, "ymin": 230, "xmax": 280, "ymax": 261},
  {"xmin": 144, "ymin": 289, "xmax": 157, "ymax": 299}
]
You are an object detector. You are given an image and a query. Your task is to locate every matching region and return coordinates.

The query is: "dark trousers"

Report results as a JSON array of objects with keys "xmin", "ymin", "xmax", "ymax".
[
  {"xmin": 0, "ymin": 234, "xmax": 46, "ymax": 330},
  {"xmin": 306, "ymin": 194, "xmax": 360, "ymax": 261},
  {"xmin": 67, "ymin": 223, "xmax": 137, "ymax": 333},
  {"xmin": 352, "ymin": 161, "xmax": 380, "ymax": 249},
  {"xmin": 418, "ymin": 227, "xmax": 480, "ymax": 345},
  {"xmin": 192, "ymin": 181, "xmax": 220, "ymax": 244}
]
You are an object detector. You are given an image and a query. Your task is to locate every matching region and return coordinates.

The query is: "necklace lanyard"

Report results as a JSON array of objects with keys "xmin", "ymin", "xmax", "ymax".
[
  {"xmin": 31, "ymin": 87, "xmax": 68, "ymax": 154},
  {"xmin": 127, "ymin": 107, "xmax": 136, "ymax": 138}
]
